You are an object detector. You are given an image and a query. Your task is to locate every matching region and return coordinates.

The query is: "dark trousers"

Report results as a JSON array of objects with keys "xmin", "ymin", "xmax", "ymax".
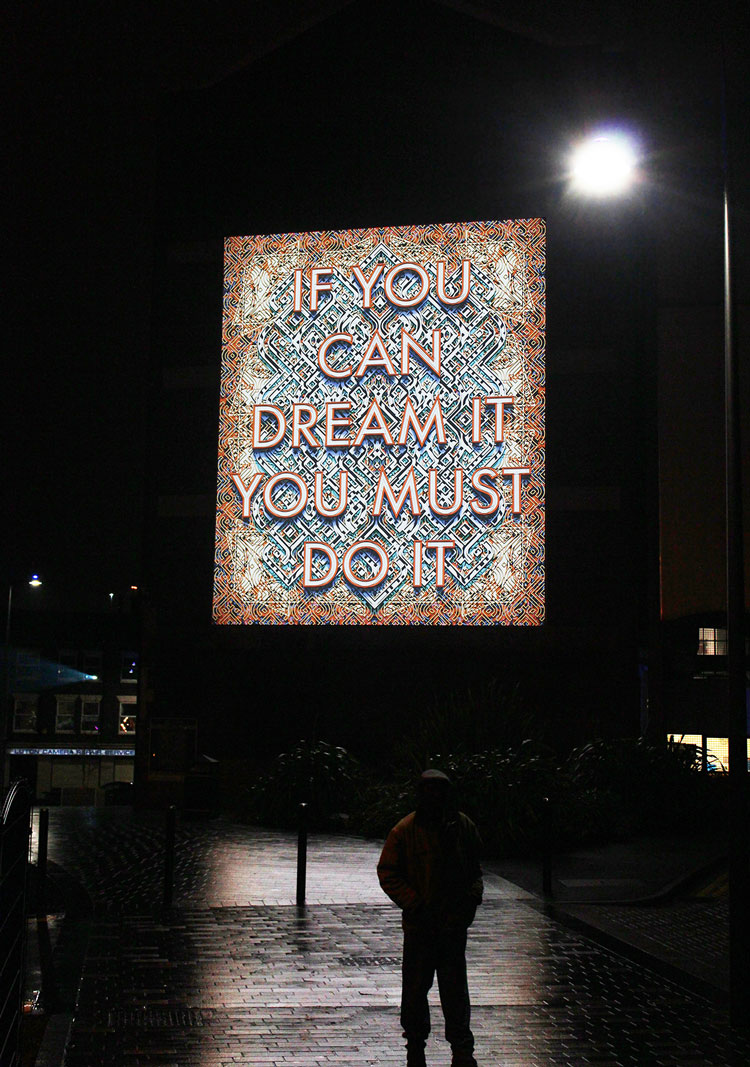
[{"xmin": 400, "ymin": 924, "xmax": 474, "ymax": 1052}]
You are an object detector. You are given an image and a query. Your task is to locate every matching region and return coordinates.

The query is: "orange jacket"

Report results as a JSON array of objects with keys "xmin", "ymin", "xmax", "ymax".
[{"xmin": 377, "ymin": 810, "xmax": 483, "ymax": 930}]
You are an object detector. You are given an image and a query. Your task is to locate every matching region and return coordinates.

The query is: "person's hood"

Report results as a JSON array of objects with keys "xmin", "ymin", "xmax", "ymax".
[
  {"xmin": 415, "ymin": 767, "xmax": 458, "ymax": 824},
  {"xmin": 418, "ymin": 768, "xmax": 452, "ymax": 787}
]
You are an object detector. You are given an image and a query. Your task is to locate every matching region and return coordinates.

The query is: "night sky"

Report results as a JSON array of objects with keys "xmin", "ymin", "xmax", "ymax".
[{"xmin": 5, "ymin": 0, "xmax": 750, "ymax": 618}]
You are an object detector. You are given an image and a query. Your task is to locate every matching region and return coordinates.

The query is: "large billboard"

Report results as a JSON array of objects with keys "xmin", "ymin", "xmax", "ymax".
[{"xmin": 214, "ymin": 220, "xmax": 545, "ymax": 625}]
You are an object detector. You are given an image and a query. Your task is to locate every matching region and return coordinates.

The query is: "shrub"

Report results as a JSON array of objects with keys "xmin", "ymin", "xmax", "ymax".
[
  {"xmin": 248, "ymin": 740, "xmax": 362, "ymax": 830},
  {"xmin": 350, "ymin": 775, "xmax": 417, "ymax": 839},
  {"xmin": 350, "ymin": 742, "xmax": 557, "ymax": 855},
  {"xmin": 432, "ymin": 741, "xmax": 559, "ymax": 855},
  {"xmin": 247, "ymin": 733, "xmax": 726, "ymax": 857},
  {"xmin": 560, "ymin": 736, "xmax": 720, "ymax": 840}
]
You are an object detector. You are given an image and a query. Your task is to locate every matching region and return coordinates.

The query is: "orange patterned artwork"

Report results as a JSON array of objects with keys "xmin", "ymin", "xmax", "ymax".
[{"xmin": 213, "ymin": 219, "xmax": 545, "ymax": 625}]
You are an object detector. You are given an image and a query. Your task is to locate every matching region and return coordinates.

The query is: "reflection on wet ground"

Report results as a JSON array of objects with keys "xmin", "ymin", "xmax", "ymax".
[{"xmin": 34, "ymin": 808, "xmax": 750, "ymax": 1066}]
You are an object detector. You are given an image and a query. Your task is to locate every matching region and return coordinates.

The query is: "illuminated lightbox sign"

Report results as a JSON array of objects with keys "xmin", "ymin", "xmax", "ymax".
[{"xmin": 214, "ymin": 220, "xmax": 545, "ymax": 625}]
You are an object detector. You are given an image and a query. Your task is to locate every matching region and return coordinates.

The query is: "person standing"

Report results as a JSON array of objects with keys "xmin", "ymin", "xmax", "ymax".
[{"xmin": 377, "ymin": 768, "xmax": 483, "ymax": 1067}]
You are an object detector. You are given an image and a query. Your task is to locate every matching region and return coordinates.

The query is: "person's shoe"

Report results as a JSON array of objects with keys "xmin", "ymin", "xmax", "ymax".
[{"xmin": 450, "ymin": 1053, "xmax": 477, "ymax": 1067}]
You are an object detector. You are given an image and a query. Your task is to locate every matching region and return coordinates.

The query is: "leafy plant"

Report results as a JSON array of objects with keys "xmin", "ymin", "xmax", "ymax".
[
  {"xmin": 561, "ymin": 736, "xmax": 721, "ymax": 839},
  {"xmin": 350, "ymin": 775, "xmax": 417, "ymax": 839},
  {"xmin": 248, "ymin": 740, "xmax": 362, "ymax": 829}
]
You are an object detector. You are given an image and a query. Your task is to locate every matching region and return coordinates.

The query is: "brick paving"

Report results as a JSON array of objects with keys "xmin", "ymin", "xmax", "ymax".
[
  {"xmin": 555, "ymin": 900, "xmax": 729, "ymax": 993},
  {"xmin": 32, "ymin": 809, "xmax": 750, "ymax": 1066}
]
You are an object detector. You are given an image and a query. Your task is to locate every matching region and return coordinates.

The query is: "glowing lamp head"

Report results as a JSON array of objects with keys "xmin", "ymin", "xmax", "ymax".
[
  {"xmin": 29, "ymin": 574, "xmax": 42, "ymax": 587},
  {"xmin": 570, "ymin": 132, "xmax": 638, "ymax": 197}
]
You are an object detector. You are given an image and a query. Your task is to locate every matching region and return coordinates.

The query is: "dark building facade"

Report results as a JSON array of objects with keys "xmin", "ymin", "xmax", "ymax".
[
  {"xmin": 135, "ymin": 2, "xmax": 670, "ymax": 803},
  {"xmin": 664, "ymin": 613, "xmax": 750, "ymax": 772},
  {"xmin": 6, "ymin": 2, "xmax": 748, "ymax": 808}
]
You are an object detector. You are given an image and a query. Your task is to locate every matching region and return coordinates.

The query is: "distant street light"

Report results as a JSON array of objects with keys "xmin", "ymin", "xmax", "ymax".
[{"xmin": 570, "ymin": 120, "xmax": 748, "ymax": 1025}]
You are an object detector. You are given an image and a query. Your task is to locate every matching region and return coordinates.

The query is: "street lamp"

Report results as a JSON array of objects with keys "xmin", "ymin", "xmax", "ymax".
[
  {"xmin": 569, "ymin": 130, "xmax": 639, "ymax": 197},
  {"xmin": 5, "ymin": 574, "xmax": 43, "ymax": 654},
  {"xmin": 3, "ymin": 574, "xmax": 43, "ymax": 788},
  {"xmin": 570, "ymin": 127, "xmax": 749, "ymax": 1025}
]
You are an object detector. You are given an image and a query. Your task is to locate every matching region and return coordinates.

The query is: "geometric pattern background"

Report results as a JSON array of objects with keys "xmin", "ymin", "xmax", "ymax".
[{"xmin": 213, "ymin": 219, "xmax": 544, "ymax": 624}]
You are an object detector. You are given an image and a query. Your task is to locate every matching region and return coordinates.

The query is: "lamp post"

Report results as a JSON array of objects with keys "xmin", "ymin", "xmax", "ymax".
[
  {"xmin": 568, "ymin": 128, "xmax": 663, "ymax": 743},
  {"xmin": 721, "ymin": 98, "xmax": 750, "ymax": 1028},
  {"xmin": 572, "ymin": 126, "xmax": 748, "ymax": 1025},
  {"xmin": 2, "ymin": 574, "xmax": 43, "ymax": 789}
]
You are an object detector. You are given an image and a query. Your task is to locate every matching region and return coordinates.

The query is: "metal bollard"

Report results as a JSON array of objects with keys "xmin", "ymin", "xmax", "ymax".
[
  {"xmin": 163, "ymin": 804, "xmax": 176, "ymax": 907},
  {"xmin": 296, "ymin": 802, "xmax": 308, "ymax": 907},
  {"xmin": 37, "ymin": 807, "xmax": 49, "ymax": 916},
  {"xmin": 541, "ymin": 796, "xmax": 553, "ymax": 899}
]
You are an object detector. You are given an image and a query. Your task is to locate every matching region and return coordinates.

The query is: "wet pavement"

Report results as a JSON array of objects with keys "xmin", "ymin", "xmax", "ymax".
[
  {"xmin": 494, "ymin": 837, "xmax": 730, "ymax": 998},
  {"xmin": 28, "ymin": 808, "xmax": 750, "ymax": 1066}
]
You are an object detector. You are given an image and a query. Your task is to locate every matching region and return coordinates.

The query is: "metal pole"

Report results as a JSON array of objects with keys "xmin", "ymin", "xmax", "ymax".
[
  {"xmin": 2, "ymin": 584, "xmax": 12, "ymax": 790},
  {"xmin": 162, "ymin": 804, "xmax": 176, "ymax": 907},
  {"xmin": 724, "ymin": 183, "xmax": 750, "ymax": 1029},
  {"xmin": 541, "ymin": 796, "xmax": 553, "ymax": 898},
  {"xmin": 296, "ymin": 802, "xmax": 308, "ymax": 907},
  {"xmin": 721, "ymin": 31, "xmax": 750, "ymax": 1023},
  {"xmin": 36, "ymin": 807, "xmax": 48, "ymax": 917}
]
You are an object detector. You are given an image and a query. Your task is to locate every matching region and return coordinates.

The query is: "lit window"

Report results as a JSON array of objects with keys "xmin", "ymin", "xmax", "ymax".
[
  {"xmin": 120, "ymin": 652, "xmax": 139, "ymax": 684},
  {"xmin": 118, "ymin": 696, "xmax": 137, "ymax": 735},
  {"xmin": 707, "ymin": 737, "xmax": 729, "ymax": 772},
  {"xmin": 669, "ymin": 734, "xmax": 702, "ymax": 747},
  {"xmin": 13, "ymin": 695, "xmax": 38, "ymax": 733},
  {"xmin": 697, "ymin": 628, "xmax": 727, "ymax": 656},
  {"xmin": 666, "ymin": 734, "xmax": 749, "ymax": 772},
  {"xmin": 81, "ymin": 697, "xmax": 102, "ymax": 734},
  {"xmin": 55, "ymin": 695, "xmax": 77, "ymax": 733}
]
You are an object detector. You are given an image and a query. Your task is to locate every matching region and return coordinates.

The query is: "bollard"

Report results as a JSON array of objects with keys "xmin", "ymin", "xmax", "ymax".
[
  {"xmin": 37, "ymin": 807, "xmax": 49, "ymax": 917},
  {"xmin": 163, "ymin": 804, "xmax": 176, "ymax": 908},
  {"xmin": 541, "ymin": 796, "xmax": 553, "ymax": 899},
  {"xmin": 296, "ymin": 802, "xmax": 308, "ymax": 907}
]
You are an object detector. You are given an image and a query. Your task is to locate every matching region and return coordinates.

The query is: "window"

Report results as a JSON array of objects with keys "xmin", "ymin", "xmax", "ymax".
[
  {"xmin": 120, "ymin": 651, "xmax": 139, "ymax": 684},
  {"xmin": 667, "ymin": 733, "xmax": 750, "ymax": 773},
  {"xmin": 55, "ymin": 695, "xmax": 77, "ymax": 733},
  {"xmin": 706, "ymin": 737, "xmax": 729, "ymax": 772},
  {"xmin": 118, "ymin": 695, "xmax": 137, "ymax": 735},
  {"xmin": 13, "ymin": 695, "xmax": 38, "ymax": 733},
  {"xmin": 697, "ymin": 627, "xmax": 727, "ymax": 656},
  {"xmin": 81, "ymin": 697, "xmax": 102, "ymax": 734},
  {"xmin": 82, "ymin": 650, "xmax": 102, "ymax": 679}
]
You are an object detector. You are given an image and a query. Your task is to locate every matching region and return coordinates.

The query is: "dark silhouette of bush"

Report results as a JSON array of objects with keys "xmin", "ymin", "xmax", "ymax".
[{"xmin": 248, "ymin": 740, "xmax": 363, "ymax": 829}]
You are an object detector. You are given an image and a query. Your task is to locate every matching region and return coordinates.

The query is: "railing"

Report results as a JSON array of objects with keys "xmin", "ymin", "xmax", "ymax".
[{"xmin": 0, "ymin": 780, "xmax": 32, "ymax": 1067}]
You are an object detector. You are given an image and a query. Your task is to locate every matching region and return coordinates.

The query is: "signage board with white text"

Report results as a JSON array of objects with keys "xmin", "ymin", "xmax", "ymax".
[{"xmin": 213, "ymin": 219, "xmax": 545, "ymax": 624}]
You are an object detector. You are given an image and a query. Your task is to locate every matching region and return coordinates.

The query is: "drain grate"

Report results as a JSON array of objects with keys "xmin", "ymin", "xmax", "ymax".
[
  {"xmin": 109, "ymin": 1007, "xmax": 205, "ymax": 1029},
  {"xmin": 339, "ymin": 955, "xmax": 400, "ymax": 967}
]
